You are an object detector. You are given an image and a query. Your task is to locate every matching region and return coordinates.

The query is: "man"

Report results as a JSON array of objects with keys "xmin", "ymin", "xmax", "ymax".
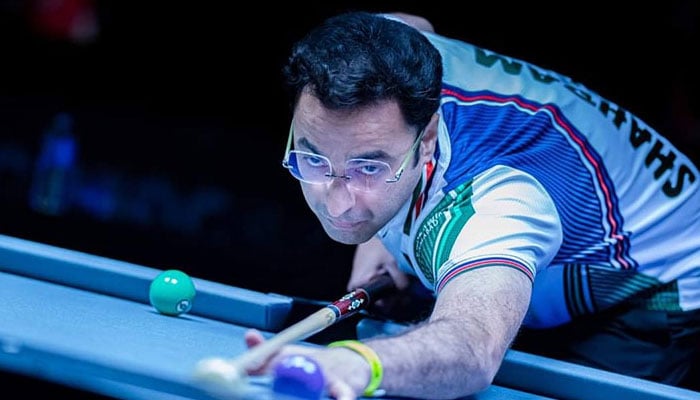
[{"xmin": 245, "ymin": 11, "xmax": 700, "ymax": 400}]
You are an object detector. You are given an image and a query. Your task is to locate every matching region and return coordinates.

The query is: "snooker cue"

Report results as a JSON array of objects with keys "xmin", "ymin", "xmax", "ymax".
[{"xmin": 193, "ymin": 273, "xmax": 396, "ymax": 387}]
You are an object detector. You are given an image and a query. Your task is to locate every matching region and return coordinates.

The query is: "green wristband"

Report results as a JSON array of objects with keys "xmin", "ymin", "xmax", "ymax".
[{"xmin": 328, "ymin": 340, "xmax": 383, "ymax": 397}]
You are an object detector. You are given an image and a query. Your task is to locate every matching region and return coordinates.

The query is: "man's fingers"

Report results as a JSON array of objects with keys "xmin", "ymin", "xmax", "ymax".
[
  {"xmin": 242, "ymin": 329, "xmax": 275, "ymax": 375},
  {"xmin": 244, "ymin": 329, "xmax": 265, "ymax": 348},
  {"xmin": 327, "ymin": 376, "xmax": 358, "ymax": 400}
]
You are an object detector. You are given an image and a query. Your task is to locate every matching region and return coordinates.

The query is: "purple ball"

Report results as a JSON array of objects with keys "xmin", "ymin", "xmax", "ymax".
[{"xmin": 272, "ymin": 354, "xmax": 326, "ymax": 399}]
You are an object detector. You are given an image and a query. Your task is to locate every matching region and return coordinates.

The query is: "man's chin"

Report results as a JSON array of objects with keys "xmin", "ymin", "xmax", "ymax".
[{"xmin": 322, "ymin": 225, "xmax": 373, "ymax": 245}]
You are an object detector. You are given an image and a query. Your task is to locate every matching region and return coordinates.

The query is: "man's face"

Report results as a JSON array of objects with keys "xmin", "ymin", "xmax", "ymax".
[{"xmin": 291, "ymin": 92, "xmax": 433, "ymax": 245}]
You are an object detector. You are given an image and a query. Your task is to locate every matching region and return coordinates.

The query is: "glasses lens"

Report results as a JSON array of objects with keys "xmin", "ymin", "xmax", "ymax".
[
  {"xmin": 284, "ymin": 151, "xmax": 392, "ymax": 192},
  {"xmin": 345, "ymin": 159, "xmax": 391, "ymax": 191},
  {"xmin": 286, "ymin": 151, "xmax": 331, "ymax": 183}
]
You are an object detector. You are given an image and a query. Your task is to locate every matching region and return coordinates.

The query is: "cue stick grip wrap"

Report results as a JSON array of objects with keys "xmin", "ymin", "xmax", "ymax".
[{"xmin": 359, "ymin": 272, "xmax": 396, "ymax": 300}]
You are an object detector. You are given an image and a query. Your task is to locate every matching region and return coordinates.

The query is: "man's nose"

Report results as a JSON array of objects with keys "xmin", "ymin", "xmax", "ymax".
[{"xmin": 325, "ymin": 178, "xmax": 356, "ymax": 217}]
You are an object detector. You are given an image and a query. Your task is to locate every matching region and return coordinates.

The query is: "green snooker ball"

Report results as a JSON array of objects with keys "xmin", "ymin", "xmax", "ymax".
[{"xmin": 149, "ymin": 269, "xmax": 196, "ymax": 316}]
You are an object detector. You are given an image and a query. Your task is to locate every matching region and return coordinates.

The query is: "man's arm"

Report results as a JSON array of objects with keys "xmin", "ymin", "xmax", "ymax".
[
  {"xmin": 244, "ymin": 265, "xmax": 531, "ymax": 399},
  {"xmin": 364, "ymin": 266, "xmax": 531, "ymax": 398}
]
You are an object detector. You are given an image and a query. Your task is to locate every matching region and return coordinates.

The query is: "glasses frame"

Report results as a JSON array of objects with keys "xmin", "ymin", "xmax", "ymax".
[{"xmin": 281, "ymin": 120, "xmax": 426, "ymax": 188}]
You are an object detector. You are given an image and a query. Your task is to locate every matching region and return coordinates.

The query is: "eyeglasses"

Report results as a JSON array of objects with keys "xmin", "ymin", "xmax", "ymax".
[{"xmin": 281, "ymin": 120, "xmax": 425, "ymax": 192}]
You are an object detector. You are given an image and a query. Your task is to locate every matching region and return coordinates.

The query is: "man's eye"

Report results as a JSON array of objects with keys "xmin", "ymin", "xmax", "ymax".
[
  {"xmin": 304, "ymin": 156, "xmax": 327, "ymax": 168},
  {"xmin": 349, "ymin": 162, "xmax": 386, "ymax": 177},
  {"xmin": 359, "ymin": 164, "xmax": 381, "ymax": 175}
]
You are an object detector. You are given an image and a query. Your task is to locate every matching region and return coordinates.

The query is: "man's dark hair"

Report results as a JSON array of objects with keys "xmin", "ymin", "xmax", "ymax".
[{"xmin": 283, "ymin": 11, "xmax": 442, "ymax": 132}]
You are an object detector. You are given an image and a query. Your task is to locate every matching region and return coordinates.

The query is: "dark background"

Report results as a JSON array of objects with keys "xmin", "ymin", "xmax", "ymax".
[{"xmin": 0, "ymin": 0, "xmax": 698, "ymax": 303}]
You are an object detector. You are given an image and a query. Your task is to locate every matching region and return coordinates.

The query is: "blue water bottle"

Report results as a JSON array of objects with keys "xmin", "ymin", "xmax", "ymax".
[{"xmin": 29, "ymin": 112, "xmax": 79, "ymax": 216}]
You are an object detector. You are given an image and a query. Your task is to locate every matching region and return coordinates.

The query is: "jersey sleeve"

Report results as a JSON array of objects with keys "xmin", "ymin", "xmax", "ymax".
[{"xmin": 415, "ymin": 165, "xmax": 562, "ymax": 294}]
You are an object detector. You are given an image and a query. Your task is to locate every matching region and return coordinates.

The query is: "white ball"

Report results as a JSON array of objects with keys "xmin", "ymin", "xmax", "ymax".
[{"xmin": 193, "ymin": 358, "xmax": 247, "ymax": 388}]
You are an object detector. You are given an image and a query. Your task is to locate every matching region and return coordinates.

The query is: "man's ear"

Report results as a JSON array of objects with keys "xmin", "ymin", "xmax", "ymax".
[
  {"xmin": 420, "ymin": 113, "xmax": 440, "ymax": 159},
  {"xmin": 384, "ymin": 12, "xmax": 436, "ymax": 33}
]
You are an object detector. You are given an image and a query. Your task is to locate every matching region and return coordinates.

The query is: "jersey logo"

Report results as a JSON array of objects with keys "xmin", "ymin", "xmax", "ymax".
[{"xmin": 414, "ymin": 180, "xmax": 475, "ymax": 286}]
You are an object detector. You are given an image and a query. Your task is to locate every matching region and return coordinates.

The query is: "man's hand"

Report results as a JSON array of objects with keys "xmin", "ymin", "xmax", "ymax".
[
  {"xmin": 349, "ymin": 236, "xmax": 410, "ymax": 292},
  {"xmin": 243, "ymin": 329, "xmax": 370, "ymax": 400}
]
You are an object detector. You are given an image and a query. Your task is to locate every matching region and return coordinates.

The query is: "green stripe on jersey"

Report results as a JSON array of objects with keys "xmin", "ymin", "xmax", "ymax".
[{"xmin": 414, "ymin": 181, "xmax": 475, "ymax": 286}]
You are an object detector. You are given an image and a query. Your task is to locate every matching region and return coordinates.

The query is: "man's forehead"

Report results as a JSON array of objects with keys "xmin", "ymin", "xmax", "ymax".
[{"xmin": 298, "ymin": 92, "xmax": 403, "ymax": 119}]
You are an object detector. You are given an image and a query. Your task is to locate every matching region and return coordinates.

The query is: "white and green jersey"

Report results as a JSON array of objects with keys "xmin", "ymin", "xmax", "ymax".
[{"xmin": 377, "ymin": 31, "xmax": 700, "ymax": 328}]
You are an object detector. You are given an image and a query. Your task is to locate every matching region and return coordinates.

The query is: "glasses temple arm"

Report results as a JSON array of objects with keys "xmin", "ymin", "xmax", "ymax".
[{"xmin": 282, "ymin": 120, "xmax": 295, "ymax": 166}]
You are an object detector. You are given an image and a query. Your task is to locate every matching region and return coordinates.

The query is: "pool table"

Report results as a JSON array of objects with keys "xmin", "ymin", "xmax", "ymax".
[{"xmin": 0, "ymin": 233, "xmax": 698, "ymax": 400}]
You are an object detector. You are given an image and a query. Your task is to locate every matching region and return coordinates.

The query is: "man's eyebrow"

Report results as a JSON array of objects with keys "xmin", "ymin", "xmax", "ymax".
[
  {"xmin": 298, "ymin": 137, "xmax": 321, "ymax": 154},
  {"xmin": 298, "ymin": 136, "xmax": 391, "ymax": 160},
  {"xmin": 354, "ymin": 149, "xmax": 391, "ymax": 161}
]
